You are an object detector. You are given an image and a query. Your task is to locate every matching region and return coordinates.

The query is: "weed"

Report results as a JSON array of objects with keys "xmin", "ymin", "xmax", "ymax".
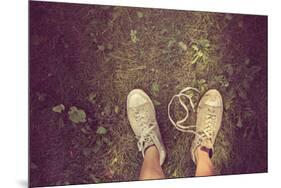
[{"xmin": 191, "ymin": 39, "xmax": 210, "ymax": 64}]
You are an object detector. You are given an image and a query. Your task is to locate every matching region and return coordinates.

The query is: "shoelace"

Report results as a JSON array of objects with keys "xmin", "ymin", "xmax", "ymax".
[
  {"xmin": 135, "ymin": 109, "xmax": 155, "ymax": 153},
  {"xmin": 167, "ymin": 87, "xmax": 215, "ymax": 141},
  {"xmin": 204, "ymin": 108, "xmax": 216, "ymax": 138}
]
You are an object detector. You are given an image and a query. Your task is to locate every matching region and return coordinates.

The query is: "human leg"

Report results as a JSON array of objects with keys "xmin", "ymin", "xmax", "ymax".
[
  {"xmin": 139, "ymin": 145, "xmax": 165, "ymax": 180},
  {"xmin": 190, "ymin": 89, "xmax": 223, "ymax": 177},
  {"xmin": 127, "ymin": 89, "xmax": 166, "ymax": 180},
  {"xmin": 194, "ymin": 146, "xmax": 216, "ymax": 176}
]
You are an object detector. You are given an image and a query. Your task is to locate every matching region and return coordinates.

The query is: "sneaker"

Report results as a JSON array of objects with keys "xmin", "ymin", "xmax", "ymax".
[
  {"xmin": 127, "ymin": 89, "xmax": 166, "ymax": 166},
  {"xmin": 190, "ymin": 89, "xmax": 223, "ymax": 164}
]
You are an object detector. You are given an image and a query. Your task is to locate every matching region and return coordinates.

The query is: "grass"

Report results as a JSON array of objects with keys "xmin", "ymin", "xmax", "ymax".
[{"xmin": 29, "ymin": 2, "xmax": 267, "ymax": 187}]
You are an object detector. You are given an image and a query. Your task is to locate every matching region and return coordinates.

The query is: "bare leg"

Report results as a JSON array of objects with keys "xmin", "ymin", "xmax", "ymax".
[
  {"xmin": 139, "ymin": 145, "xmax": 165, "ymax": 180},
  {"xmin": 195, "ymin": 147, "xmax": 216, "ymax": 176}
]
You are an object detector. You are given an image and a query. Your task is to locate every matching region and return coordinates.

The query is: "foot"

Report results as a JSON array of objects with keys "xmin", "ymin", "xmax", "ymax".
[
  {"xmin": 127, "ymin": 89, "xmax": 166, "ymax": 166},
  {"xmin": 190, "ymin": 89, "xmax": 223, "ymax": 164}
]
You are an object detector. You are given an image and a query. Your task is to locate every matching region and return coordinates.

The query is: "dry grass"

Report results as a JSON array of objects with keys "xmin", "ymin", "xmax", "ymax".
[
  {"xmin": 97, "ymin": 8, "xmax": 233, "ymax": 180},
  {"xmin": 30, "ymin": 2, "xmax": 267, "ymax": 186}
]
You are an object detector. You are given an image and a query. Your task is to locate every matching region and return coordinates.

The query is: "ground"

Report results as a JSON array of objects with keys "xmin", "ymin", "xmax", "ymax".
[{"xmin": 29, "ymin": 1, "xmax": 267, "ymax": 187}]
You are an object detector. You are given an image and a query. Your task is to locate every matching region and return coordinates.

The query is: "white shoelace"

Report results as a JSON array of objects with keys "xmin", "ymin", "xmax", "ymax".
[
  {"xmin": 167, "ymin": 87, "xmax": 214, "ymax": 140},
  {"xmin": 135, "ymin": 109, "xmax": 155, "ymax": 153}
]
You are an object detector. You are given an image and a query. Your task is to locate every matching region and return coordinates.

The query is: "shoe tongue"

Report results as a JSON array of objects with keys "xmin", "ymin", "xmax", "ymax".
[
  {"xmin": 205, "ymin": 99, "xmax": 221, "ymax": 107},
  {"xmin": 129, "ymin": 94, "xmax": 147, "ymax": 107},
  {"xmin": 143, "ymin": 137, "xmax": 154, "ymax": 153},
  {"xmin": 200, "ymin": 139, "xmax": 212, "ymax": 149}
]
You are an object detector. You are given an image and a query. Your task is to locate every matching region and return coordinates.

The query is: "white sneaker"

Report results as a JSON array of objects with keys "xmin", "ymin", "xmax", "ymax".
[
  {"xmin": 127, "ymin": 89, "xmax": 166, "ymax": 166},
  {"xmin": 190, "ymin": 89, "xmax": 223, "ymax": 164}
]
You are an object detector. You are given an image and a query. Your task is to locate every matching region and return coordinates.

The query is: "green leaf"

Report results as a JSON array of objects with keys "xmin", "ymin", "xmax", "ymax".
[
  {"xmin": 96, "ymin": 126, "xmax": 107, "ymax": 135},
  {"xmin": 52, "ymin": 104, "xmax": 65, "ymax": 113},
  {"xmin": 68, "ymin": 106, "xmax": 87, "ymax": 124}
]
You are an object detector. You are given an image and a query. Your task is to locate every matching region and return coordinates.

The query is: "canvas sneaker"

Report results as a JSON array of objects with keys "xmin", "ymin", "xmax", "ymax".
[
  {"xmin": 127, "ymin": 89, "xmax": 166, "ymax": 166},
  {"xmin": 190, "ymin": 89, "xmax": 223, "ymax": 164}
]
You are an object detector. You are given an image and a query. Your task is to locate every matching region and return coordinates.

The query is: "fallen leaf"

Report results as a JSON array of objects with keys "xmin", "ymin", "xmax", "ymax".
[
  {"xmin": 238, "ymin": 21, "xmax": 243, "ymax": 28},
  {"xmin": 160, "ymin": 28, "xmax": 168, "ymax": 35},
  {"xmin": 104, "ymin": 103, "xmax": 112, "ymax": 116},
  {"xmin": 96, "ymin": 126, "xmax": 107, "ymax": 135},
  {"xmin": 58, "ymin": 117, "xmax": 64, "ymax": 129},
  {"xmin": 30, "ymin": 162, "xmax": 38, "ymax": 170},
  {"xmin": 68, "ymin": 106, "xmax": 87, "ymax": 123},
  {"xmin": 245, "ymin": 58, "xmax": 250, "ymax": 65},
  {"xmin": 225, "ymin": 14, "xmax": 233, "ymax": 20},
  {"xmin": 226, "ymin": 65, "xmax": 234, "ymax": 76},
  {"xmin": 88, "ymin": 93, "xmax": 97, "ymax": 104},
  {"xmin": 130, "ymin": 30, "xmax": 138, "ymax": 43},
  {"xmin": 200, "ymin": 39, "xmax": 210, "ymax": 48},
  {"xmin": 236, "ymin": 116, "xmax": 243, "ymax": 128},
  {"xmin": 52, "ymin": 104, "xmax": 65, "ymax": 113},
  {"xmin": 107, "ymin": 43, "xmax": 113, "ymax": 50},
  {"xmin": 224, "ymin": 99, "xmax": 232, "ymax": 110},
  {"xmin": 168, "ymin": 38, "xmax": 176, "ymax": 48},
  {"xmin": 178, "ymin": 41, "xmax": 187, "ymax": 51},
  {"xmin": 137, "ymin": 11, "xmax": 143, "ymax": 18},
  {"xmin": 97, "ymin": 45, "xmax": 105, "ymax": 51},
  {"xmin": 102, "ymin": 137, "xmax": 111, "ymax": 145},
  {"xmin": 114, "ymin": 105, "xmax": 119, "ymax": 114},
  {"xmin": 83, "ymin": 147, "xmax": 92, "ymax": 157},
  {"xmin": 81, "ymin": 127, "xmax": 91, "ymax": 135},
  {"xmin": 93, "ymin": 139, "xmax": 103, "ymax": 153},
  {"xmin": 153, "ymin": 100, "xmax": 161, "ymax": 106},
  {"xmin": 238, "ymin": 89, "xmax": 247, "ymax": 100},
  {"xmin": 191, "ymin": 44, "xmax": 199, "ymax": 51},
  {"xmin": 89, "ymin": 174, "xmax": 101, "ymax": 183},
  {"xmin": 36, "ymin": 92, "xmax": 47, "ymax": 101}
]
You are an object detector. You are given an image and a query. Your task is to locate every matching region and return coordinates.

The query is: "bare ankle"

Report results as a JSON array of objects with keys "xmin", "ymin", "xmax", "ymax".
[
  {"xmin": 196, "ymin": 146, "xmax": 212, "ymax": 160},
  {"xmin": 144, "ymin": 145, "xmax": 158, "ymax": 156}
]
